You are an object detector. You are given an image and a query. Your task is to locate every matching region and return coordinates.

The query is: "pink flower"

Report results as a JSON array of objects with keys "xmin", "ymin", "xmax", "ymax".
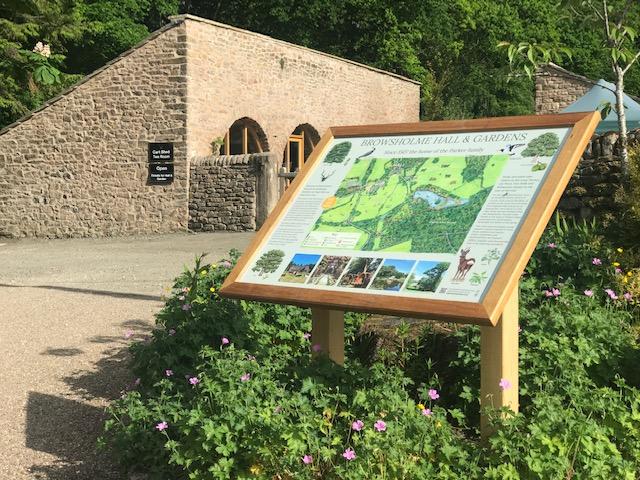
[
  {"xmin": 624, "ymin": 292, "xmax": 633, "ymax": 301},
  {"xmin": 428, "ymin": 389, "xmax": 439, "ymax": 400},
  {"xmin": 124, "ymin": 330, "xmax": 134, "ymax": 339},
  {"xmin": 168, "ymin": 328, "xmax": 176, "ymax": 336},
  {"xmin": 312, "ymin": 344, "xmax": 322, "ymax": 353},
  {"xmin": 615, "ymin": 268, "xmax": 623, "ymax": 274},
  {"xmin": 342, "ymin": 448, "xmax": 356, "ymax": 460},
  {"xmin": 421, "ymin": 408, "xmax": 432, "ymax": 416},
  {"xmin": 605, "ymin": 288, "xmax": 618, "ymax": 300},
  {"xmin": 302, "ymin": 454, "xmax": 313, "ymax": 465},
  {"xmin": 552, "ymin": 288, "xmax": 560, "ymax": 297},
  {"xmin": 303, "ymin": 332, "xmax": 311, "ymax": 340},
  {"xmin": 547, "ymin": 242, "xmax": 557, "ymax": 248},
  {"xmin": 181, "ymin": 287, "xmax": 190, "ymax": 293},
  {"xmin": 181, "ymin": 304, "xmax": 191, "ymax": 311},
  {"xmin": 374, "ymin": 420, "xmax": 386, "ymax": 432},
  {"xmin": 352, "ymin": 419, "xmax": 364, "ymax": 431},
  {"xmin": 221, "ymin": 337, "xmax": 230, "ymax": 345},
  {"xmin": 188, "ymin": 376, "xmax": 200, "ymax": 386},
  {"xmin": 155, "ymin": 421, "xmax": 168, "ymax": 431},
  {"xmin": 220, "ymin": 261, "xmax": 232, "ymax": 268},
  {"xmin": 584, "ymin": 289, "xmax": 594, "ymax": 297},
  {"xmin": 499, "ymin": 378, "xmax": 511, "ymax": 390},
  {"xmin": 592, "ymin": 258, "xmax": 602, "ymax": 266},
  {"xmin": 165, "ymin": 369, "xmax": 173, "ymax": 377},
  {"xmin": 544, "ymin": 290, "xmax": 553, "ymax": 297},
  {"xmin": 240, "ymin": 373, "xmax": 251, "ymax": 382}
]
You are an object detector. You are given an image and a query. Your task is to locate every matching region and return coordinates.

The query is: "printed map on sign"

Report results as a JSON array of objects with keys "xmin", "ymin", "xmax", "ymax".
[{"xmin": 309, "ymin": 154, "xmax": 508, "ymax": 253}]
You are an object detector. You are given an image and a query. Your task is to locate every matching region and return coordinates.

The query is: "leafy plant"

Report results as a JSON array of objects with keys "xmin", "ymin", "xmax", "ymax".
[{"xmin": 102, "ymin": 231, "xmax": 640, "ymax": 479}]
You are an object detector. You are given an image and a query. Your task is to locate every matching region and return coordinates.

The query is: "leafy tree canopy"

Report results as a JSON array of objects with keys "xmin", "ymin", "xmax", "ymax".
[
  {"xmin": 522, "ymin": 132, "xmax": 560, "ymax": 157},
  {"xmin": 3, "ymin": 0, "xmax": 640, "ymax": 130}
]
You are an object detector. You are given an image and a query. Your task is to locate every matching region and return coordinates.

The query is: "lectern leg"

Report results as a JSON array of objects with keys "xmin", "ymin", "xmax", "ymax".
[
  {"xmin": 480, "ymin": 286, "xmax": 519, "ymax": 438},
  {"xmin": 311, "ymin": 308, "xmax": 345, "ymax": 365}
]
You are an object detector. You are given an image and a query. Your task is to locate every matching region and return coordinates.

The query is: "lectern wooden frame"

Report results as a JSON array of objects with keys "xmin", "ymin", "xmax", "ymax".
[{"xmin": 220, "ymin": 112, "xmax": 600, "ymax": 437}]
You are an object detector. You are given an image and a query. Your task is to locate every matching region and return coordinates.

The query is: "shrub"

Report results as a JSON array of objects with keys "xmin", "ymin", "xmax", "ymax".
[{"xmin": 102, "ymin": 243, "xmax": 640, "ymax": 479}]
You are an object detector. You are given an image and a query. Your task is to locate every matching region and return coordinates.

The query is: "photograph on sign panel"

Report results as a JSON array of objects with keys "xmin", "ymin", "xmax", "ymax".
[
  {"xmin": 369, "ymin": 259, "xmax": 416, "ymax": 291},
  {"xmin": 337, "ymin": 257, "xmax": 382, "ymax": 289},
  {"xmin": 307, "ymin": 255, "xmax": 350, "ymax": 286},
  {"xmin": 279, "ymin": 253, "xmax": 321, "ymax": 284}
]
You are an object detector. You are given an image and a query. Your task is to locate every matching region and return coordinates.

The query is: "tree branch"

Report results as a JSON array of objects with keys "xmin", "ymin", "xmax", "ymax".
[
  {"xmin": 622, "ymin": 50, "xmax": 640, "ymax": 74},
  {"xmin": 616, "ymin": 0, "xmax": 635, "ymax": 29},
  {"xmin": 585, "ymin": 0, "xmax": 605, "ymax": 22},
  {"xmin": 603, "ymin": 0, "xmax": 611, "ymax": 39}
]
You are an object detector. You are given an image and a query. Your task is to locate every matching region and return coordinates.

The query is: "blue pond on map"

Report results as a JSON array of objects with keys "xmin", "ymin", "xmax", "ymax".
[{"xmin": 412, "ymin": 190, "xmax": 469, "ymax": 209}]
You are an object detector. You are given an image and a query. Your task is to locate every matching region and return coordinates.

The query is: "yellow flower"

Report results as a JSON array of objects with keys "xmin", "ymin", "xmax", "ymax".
[
  {"xmin": 628, "ymin": 271, "xmax": 633, "ymax": 277},
  {"xmin": 200, "ymin": 270, "xmax": 207, "ymax": 276},
  {"xmin": 436, "ymin": 421, "xmax": 442, "ymax": 428},
  {"xmin": 623, "ymin": 277, "xmax": 629, "ymax": 284},
  {"xmin": 211, "ymin": 264, "xmax": 217, "ymax": 269},
  {"xmin": 210, "ymin": 287, "xmax": 216, "ymax": 293},
  {"xmin": 613, "ymin": 262, "xmax": 620, "ymax": 267},
  {"xmin": 617, "ymin": 247, "xmax": 624, "ymax": 253},
  {"xmin": 249, "ymin": 464, "xmax": 263, "ymax": 475},
  {"xmin": 417, "ymin": 403, "xmax": 425, "ymax": 411}
]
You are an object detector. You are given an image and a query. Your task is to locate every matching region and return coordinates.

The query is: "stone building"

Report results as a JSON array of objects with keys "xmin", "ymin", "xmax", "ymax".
[
  {"xmin": 535, "ymin": 62, "xmax": 635, "ymax": 218},
  {"xmin": 535, "ymin": 63, "xmax": 597, "ymax": 114},
  {"xmin": 0, "ymin": 14, "xmax": 420, "ymax": 238}
]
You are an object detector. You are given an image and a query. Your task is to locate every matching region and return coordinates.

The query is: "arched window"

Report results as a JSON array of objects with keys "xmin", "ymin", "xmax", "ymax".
[
  {"xmin": 222, "ymin": 117, "xmax": 268, "ymax": 155},
  {"xmin": 283, "ymin": 123, "xmax": 320, "ymax": 173}
]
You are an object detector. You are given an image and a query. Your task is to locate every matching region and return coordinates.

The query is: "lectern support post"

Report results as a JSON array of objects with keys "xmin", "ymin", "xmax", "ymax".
[
  {"xmin": 480, "ymin": 284, "xmax": 519, "ymax": 438},
  {"xmin": 311, "ymin": 308, "xmax": 345, "ymax": 365}
]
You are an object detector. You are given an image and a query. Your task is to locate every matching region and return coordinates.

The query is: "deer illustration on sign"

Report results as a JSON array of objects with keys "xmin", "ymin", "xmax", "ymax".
[{"xmin": 453, "ymin": 248, "xmax": 475, "ymax": 281}]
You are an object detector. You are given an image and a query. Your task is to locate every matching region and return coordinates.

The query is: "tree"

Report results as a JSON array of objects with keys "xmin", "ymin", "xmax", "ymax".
[
  {"xmin": 521, "ymin": 133, "xmax": 560, "ymax": 157},
  {"xmin": 251, "ymin": 249, "xmax": 285, "ymax": 277},
  {"xmin": 500, "ymin": 0, "xmax": 640, "ymax": 176},
  {"xmin": 324, "ymin": 142, "xmax": 352, "ymax": 164},
  {"xmin": 65, "ymin": 0, "xmax": 179, "ymax": 74},
  {"xmin": 0, "ymin": 0, "xmax": 83, "ymax": 127}
]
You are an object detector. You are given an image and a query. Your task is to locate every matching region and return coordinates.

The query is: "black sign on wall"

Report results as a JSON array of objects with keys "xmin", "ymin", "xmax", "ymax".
[{"xmin": 148, "ymin": 142, "xmax": 174, "ymax": 185}]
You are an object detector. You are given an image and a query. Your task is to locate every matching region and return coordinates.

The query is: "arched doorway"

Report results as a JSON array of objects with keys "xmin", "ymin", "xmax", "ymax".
[
  {"xmin": 221, "ymin": 117, "xmax": 268, "ymax": 155},
  {"xmin": 283, "ymin": 123, "xmax": 320, "ymax": 174}
]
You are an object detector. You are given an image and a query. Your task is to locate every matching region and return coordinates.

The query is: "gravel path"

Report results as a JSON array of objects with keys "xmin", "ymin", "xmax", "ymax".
[{"xmin": 0, "ymin": 232, "xmax": 254, "ymax": 480}]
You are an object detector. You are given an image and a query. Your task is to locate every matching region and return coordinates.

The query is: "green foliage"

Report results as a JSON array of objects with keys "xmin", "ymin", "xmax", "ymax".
[
  {"xmin": 6, "ymin": 0, "xmax": 640, "ymax": 130},
  {"xmin": 521, "ymin": 132, "xmax": 560, "ymax": 157},
  {"xmin": 324, "ymin": 142, "xmax": 352, "ymax": 164},
  {"xmin": 0, "ymin": 0, "xmax": 83, "ymax": 127},
  {"xmin": 103, "ymin": 231, "xmax": 640, "ymax": 478}
]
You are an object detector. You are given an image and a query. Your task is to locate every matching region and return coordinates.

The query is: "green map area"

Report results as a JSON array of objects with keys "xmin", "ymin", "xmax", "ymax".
[{"xmin": 312, "ymin": 154, "xmax": 509, "ymax": 253}]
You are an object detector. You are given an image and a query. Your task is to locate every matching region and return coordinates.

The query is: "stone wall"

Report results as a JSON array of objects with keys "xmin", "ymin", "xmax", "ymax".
[
  {"xmin": 189, "ymin": 153, "xmax": 280, "ymax": 231},
  {"xmin": 0, "ymin": 22, "xmax": 188, "ymax": 238},
  {"xmin": 183, "ymin": 15, "xmax": 420, "ymax": 159},
  {"xmin": 559, "ymin": 130, "xmax": 638, "ymax": 217},
  {"xmin": 535, "ymin": 63, "xmax": 594, "ymax": 114}
]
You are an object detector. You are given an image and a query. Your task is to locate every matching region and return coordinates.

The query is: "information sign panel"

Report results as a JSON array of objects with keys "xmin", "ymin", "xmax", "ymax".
[{"xmin": 220, "ymin": 113, "xmax": 600, "ymax": 325}]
